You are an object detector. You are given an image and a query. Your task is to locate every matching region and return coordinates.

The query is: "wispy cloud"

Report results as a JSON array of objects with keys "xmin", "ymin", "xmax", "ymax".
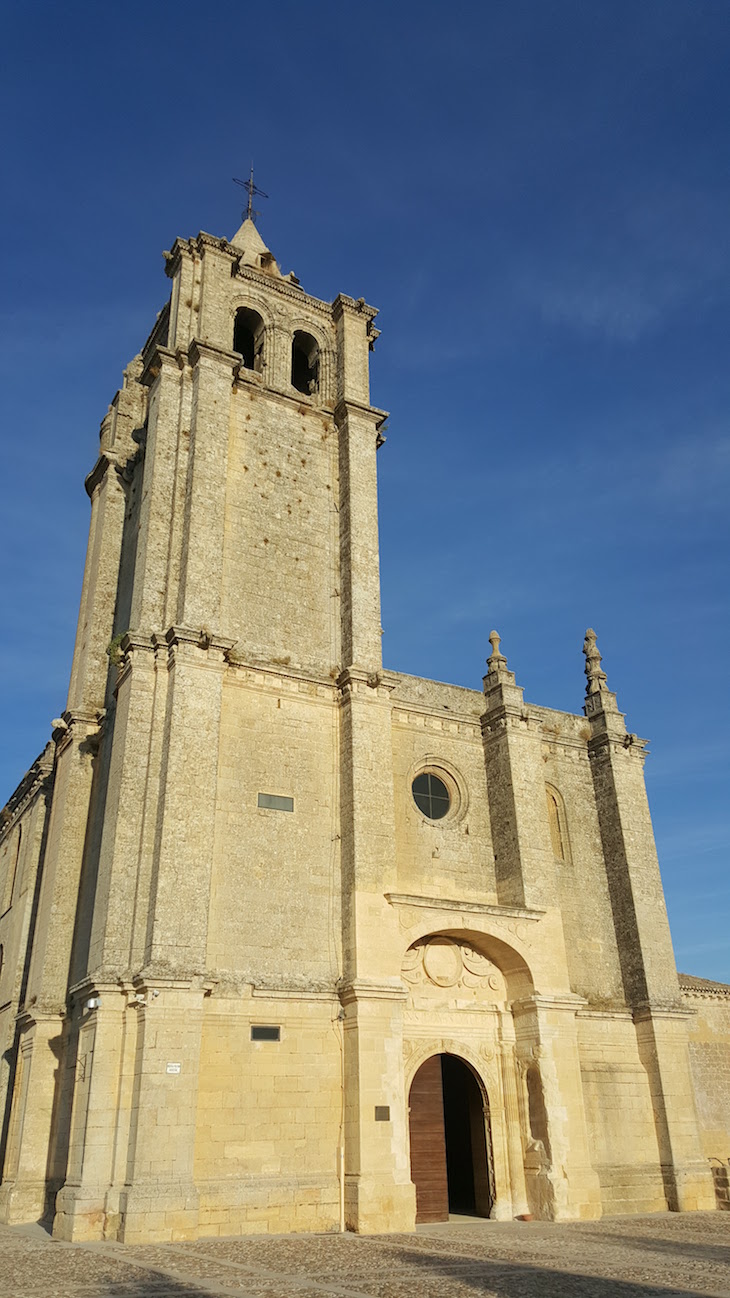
[{"xmin": 515, "ymin": 183, "xmax": 730, "ymax": 342}]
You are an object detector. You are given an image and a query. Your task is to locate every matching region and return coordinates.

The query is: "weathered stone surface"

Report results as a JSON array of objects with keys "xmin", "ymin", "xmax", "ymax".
[{"xmin": 0, "ymin": 217, "xmax": 725, "ymax": 1243}]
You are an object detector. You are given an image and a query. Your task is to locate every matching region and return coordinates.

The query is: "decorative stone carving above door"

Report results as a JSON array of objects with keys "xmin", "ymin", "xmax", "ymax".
[{"xmin": 401, "ymin": 936, "xmax": 506, "ymax": 1002}]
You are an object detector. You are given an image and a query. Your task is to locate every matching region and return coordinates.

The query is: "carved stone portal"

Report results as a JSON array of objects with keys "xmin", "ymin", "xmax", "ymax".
[{"xmin": 401, "ymin": 936, "xmax": 506, "ymax": 1000}]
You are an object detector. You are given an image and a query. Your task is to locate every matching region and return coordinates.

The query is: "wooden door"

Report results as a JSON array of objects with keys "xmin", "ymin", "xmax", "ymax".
[{"xmin": 408, "ymin": 1055, "xmax": 449, "ymax": 1223}]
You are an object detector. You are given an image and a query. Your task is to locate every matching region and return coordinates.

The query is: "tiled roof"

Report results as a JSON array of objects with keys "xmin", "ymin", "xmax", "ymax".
[{"xmin": 679, "ymin": 972, "xmax": 730, "ymax": 995}]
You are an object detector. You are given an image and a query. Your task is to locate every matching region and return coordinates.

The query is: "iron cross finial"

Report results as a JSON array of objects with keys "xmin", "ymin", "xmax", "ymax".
[{"xmin": 233, "ymin": 162, "xmax": 269, "ymax": 225}]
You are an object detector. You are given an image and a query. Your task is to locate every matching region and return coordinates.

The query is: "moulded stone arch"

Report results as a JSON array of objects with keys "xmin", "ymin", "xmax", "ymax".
[
  {"xmin": 229, "ymin": 291, "xmax": 277, "ymax": 334},
  {"xmin": 403, "ymin": 1036, "xmax": 497, "ymax": 1100},
  {"xmin": 229, "ymin": 293, "xmax": 276, "ymax": 377},
  {"xmin": 405, "ymin": 1040, "xmax": 504, "ymax": 1221},
  {"xmin": 400, "ymin": 925, "xmax": 535, "ymax": 1004},
  {"xmin": 286, "ymin": 316, "xmax": 334, "ymax": 404}
]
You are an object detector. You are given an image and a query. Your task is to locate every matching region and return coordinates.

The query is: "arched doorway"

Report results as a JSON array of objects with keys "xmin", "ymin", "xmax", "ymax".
[{"xmin": 408, "ymin": 1053, "xmax": 493, "ymax": 1223}]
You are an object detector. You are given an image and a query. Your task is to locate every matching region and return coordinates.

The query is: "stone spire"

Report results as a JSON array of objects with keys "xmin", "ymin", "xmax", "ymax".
[
  {"xmin": 487, "ymin": 629, "xmax": 508, "ymax": 675},
  {"xmin": 230, "ymin": 216, "xmax": 270, "ymax": 258},
  {"xmin": 483, "ymin": 629, "xmax": 518, "ymax": 694},
  {"xmin": 583, "ymin": 627, "xmax": 608, "ymax": 697},
  {"xmin": 228, "ymin": 217, "xmax": 302, "ymax": 284}
]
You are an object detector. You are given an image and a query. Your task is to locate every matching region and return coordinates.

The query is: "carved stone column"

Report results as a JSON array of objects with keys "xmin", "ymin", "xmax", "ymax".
[{"xmin": 498, "ymin": 1014, "xmax": 529, "ymax": 1218}]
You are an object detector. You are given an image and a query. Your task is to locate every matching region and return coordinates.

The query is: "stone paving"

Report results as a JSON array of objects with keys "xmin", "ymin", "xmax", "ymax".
[{"xmin": 0, "ymin": 1213, "xmax": 728, "ymax": 1298}]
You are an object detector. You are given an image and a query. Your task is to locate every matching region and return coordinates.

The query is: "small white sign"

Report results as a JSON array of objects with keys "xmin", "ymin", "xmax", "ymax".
[{"xmin": 166, "ymin": 1062, "xmax": 181, "ymax": 1074}]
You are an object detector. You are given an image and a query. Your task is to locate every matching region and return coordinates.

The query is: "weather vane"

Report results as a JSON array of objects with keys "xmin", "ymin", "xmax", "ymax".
[{"xmin": 233, "ymin": 163, "xmax": 268, "ymax": 225}]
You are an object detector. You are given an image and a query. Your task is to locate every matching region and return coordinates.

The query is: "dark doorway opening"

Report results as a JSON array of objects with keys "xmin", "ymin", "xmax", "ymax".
[{"xmin": 408, "ymin": 1053, "xmax": 493, "ymax": 1223}]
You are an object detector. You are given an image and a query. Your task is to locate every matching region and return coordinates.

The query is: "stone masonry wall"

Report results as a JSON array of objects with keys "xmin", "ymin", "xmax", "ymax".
[
  {"xmin": 682, "ymin": 981, "xmax": 730, "ymax": 1206},
  {"xmin": 207, "ymin": 670, "xmax": 341, "ymax": 984},
  {"xmin": 194, "ymin": 995, "xmax": 342, "ymax": 1235},
  {"xmin": 223, "ymin": 384, "xmax": 341, "ymax": 674}
]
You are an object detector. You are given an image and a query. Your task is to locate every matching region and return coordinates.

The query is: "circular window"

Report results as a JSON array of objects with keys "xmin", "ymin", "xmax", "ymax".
[{"xmin": 412, "ymin": 772, "xmax": 450, "ymax": 820}]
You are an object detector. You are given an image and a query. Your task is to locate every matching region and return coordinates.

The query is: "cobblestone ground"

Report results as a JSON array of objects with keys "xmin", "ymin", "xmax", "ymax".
[{"xmin": 0, "ymin": 1213, "xmax": 728, "ymax": 1298}]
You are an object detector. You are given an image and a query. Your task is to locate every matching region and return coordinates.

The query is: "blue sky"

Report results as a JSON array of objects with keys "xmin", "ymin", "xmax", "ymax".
[{"xmin": 1, "ymin": 1, "xmax": 728, "ymax": 980}]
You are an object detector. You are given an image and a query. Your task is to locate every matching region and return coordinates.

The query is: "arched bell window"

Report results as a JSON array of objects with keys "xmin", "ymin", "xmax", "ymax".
[
  {"xmin": 233, "ymin": 307, "xmax": 265, "ymax": 372},
  {"xmin": 291, "ymin": 330, "xmax": 319, "ymax": 395}
]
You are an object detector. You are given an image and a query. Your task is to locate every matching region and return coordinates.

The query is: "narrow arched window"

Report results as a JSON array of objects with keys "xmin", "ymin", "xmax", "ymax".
[
  {"xmin": 291, "ymin": 331, "xmax": 319, "ymax": 395},
  {"xmin": 233, "ymin": 308, "xmax": 265, "ymax": 372},
  {"xmin": 546, "ymin": 786, "xmax": 568, "ymax": 862}
]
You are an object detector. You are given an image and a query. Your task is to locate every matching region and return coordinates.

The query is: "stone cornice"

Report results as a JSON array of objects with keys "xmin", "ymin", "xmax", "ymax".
[
  {"xmin": 225, "ymin": 654, "xmax": 337, "ymax": 696},
  {"xmin": 231, "ymin": 260, "xmax": 330, "ymax": 314},
  {"xmin": 113, "ymin": 634, "xmax": 156, "ymax": 692},
  {"xmin": 140, "ymin": 343, "xmax": 181, "ymax": 387},
  {"xmin": 334, "ymin": 397, "xmax": 389, "ymax": 430},
  {"xmin": 16, "ymin": 1005, "xmax": 66, "ymax": 1030},
  {"xmin": 338, "ymin": 667, "xmax": 399, "ymax": 700},
  {"xmin": 385, "ymin": 892, "xmax": 545, "ymax": 922},
  {"xmin": 679, "ymin": 981, "xmax": 730, "ymax": 1000},
  {"xmin": 164, "ymin": 625, "xmax": 237, "ymax": 653},
  {"xmin": 332, "ymin": 293, "xmax": 379, "ymax": 326},
  {"xmin": 52, "ymin": 708, "xmax": 104, "ymax": 757},
  {"xmin": 164, "ymin": 232, "xmax": 239, "ymax": 278},
  {"xmin": 513, "ymin": 992, "xmax": 589, "ymax": 1015},
  {"xmin": 481, "ymin": 705, "xmax": 542, "ymax": 740},
  {"xmin": 633, "ymin": 1003, "xmax": 693, "ymax": 1022},
  {"xmin": 187, "ymin": 337, "xmax": 240, "ymax": 371},
  {"xmin": 232, "ymin": 374, "xmax": 335, "ymax": 418},
  {"xmin": 157, "ymin": 625, "xmax": 237, "ymax": 675},
  {"xmin": 575, "ymin": 1006, "xmax": 634, "ymax": 1020},
  {"xmin": 587, "ymin": 730, "xmax": 649, "ymax": 763},
  {"xmin": 84, "ymin": 452, "xmax": 119, "ymax": 499},
  {"xmin": 391, "ymin": 699, "xmax": 481, "ymax": 732},
  {"xmin": 339, "ymin": 978, "xmax": 408, "ymax": 1005},
  {"xmin": 69, "ymin": 974, "xmax": 131, "ymax": 999},
  {"xmin": 0, "ymin": 745, "xmax": 54, "ymax": 838},
  {"xmin": 163, "ymin": 232, "xmax": 380, "ymax": 327},
  {"xmin": 251, "ymin": 985, "xmax": 338, "ymax": 1002},
  {"xmin": 139, "ymin": 300, "xmax": 170, "ymax": 358}
]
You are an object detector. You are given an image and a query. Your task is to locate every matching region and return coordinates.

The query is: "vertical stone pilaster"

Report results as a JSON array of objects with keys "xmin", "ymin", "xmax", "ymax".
[
  {"xmin": 86, "ymin": 636, "xmax": 160, "ymax": 975},
  {"xmin": 586, "ymin": 681, "xmax": 679, "ymax": 1005},
  {"xmin": 2, "ymin": 712, "xmax": 102, "ymax": 1227},
  {"xmin": 481, "ymin": 638, "xmax": 561, "ymax": 913},
  {"xmin": 338, "ymin": 669, "xmax": 400, "ymax": 979},
  {"xmin": 497, "ymin": 1017, "xmax": 529, "ymax": 1218},
  {"xmin": 0, "ymin": 1013, "xmax": 69, "ymax": 1225},
  {"xmin": 118, "ymin": 983, "xmax": 205, "ymax": 1242},
  {"xmin": 340, "ymin": 981, "xmax": 416, "ymax": 1234},
  {"xmin": 333, "ymin": 294, "xmax": 374, "ymax": 408},
  {"xmin": 336, "ymin": 406, "xmax": 385, "ymax": 673},
  {"xmin": 513, "ymin": 995, "xmax": 601, "ymax": 1221},
  {"xmin": 131, "ymin": 349, "xmax": 186, "ymax": 634},
  {"xmin": 53, "ymin": 989, "xmax": 129, "ymax": 1241},
  {"xmin": 145, "ymin": 629, "xmax": 232, "ymax": 974},
  {"xmin": 67, "ymin": 458, "xmax": 127, "ymax": 715},
  {"xmin": 177, "ymin": 341, "xmax": 236, "ymax": 631},
  {"xmin": 634, "ymin": 1008, "xmax": 716, "ymax": 1211},
  {"xmin": 583, "ymin": 635, "xmax": 714, "ymax": 1212},
  {"xmin": 25, "ymin": 715, "xmax": 102, "ymax": 1011},
  {"xmin": 338, "ymin": 670, "xmax": 414, "ymax": 1232}
]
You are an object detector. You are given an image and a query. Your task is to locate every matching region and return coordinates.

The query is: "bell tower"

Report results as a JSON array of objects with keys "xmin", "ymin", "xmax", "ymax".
[
  {"xmin": 129, "ymin": 215, "xmax": 386, "ymax": 674},
  {"xmin": 22, "ymin": 213, "xmax": 417, "ymax": 1243}
]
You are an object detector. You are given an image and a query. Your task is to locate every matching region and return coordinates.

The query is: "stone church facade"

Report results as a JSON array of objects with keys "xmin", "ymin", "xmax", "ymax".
[{"xmin": 0, "ymin": 216, "xmax": 726, "ymax": 1242}]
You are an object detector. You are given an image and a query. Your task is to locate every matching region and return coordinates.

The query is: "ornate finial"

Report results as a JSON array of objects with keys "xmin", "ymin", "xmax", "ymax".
[
  {"xmin": 487, "ymin": 629, "xmax": 508, "ymax": 673},
  {"xmin": 583, "ymin": 627, "xmax": 608, "ymax": 695},
  {"xmin": 233, "ymin": 162, "xmax": 268, "ymax": 225}
]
